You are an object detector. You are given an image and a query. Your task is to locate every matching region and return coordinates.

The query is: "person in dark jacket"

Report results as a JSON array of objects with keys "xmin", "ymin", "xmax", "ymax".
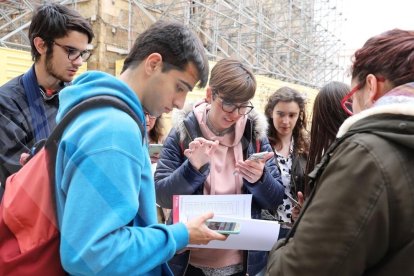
[
  {"xmin": 0, "ymin": 3, "xmax": 94, "ymax": 188},
  {"xmin": 155, "ymin": 58, "xmax": 284, "ymax": 276},
  {"xmin": 266, "ymin": 29, "xmax": 414, "ymax": 276},
  {"xmin": 261, "ymin": 87, "xmax": 309, "ymax": 238}
]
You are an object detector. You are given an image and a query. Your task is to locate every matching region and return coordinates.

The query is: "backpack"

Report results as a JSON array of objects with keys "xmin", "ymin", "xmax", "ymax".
[{"xmin": 0, "ymin": 95, "xmax": 145, "ymax": 275}]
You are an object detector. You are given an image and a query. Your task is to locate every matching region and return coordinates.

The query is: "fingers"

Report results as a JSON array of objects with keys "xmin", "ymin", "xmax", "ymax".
[
  {"xmin": 185, "ymin": 139, "xmax": 219, "ymax": 170},
  {"xmin": 235, "ymin": 158, "xmax": 265, "ymax": 183},
  {"xmin": 236, "ymin": 167, "xmax": 261, "ymax": 183},
  {"xmin": 19, "ymin": 153, "xmax": 30, "ymax": 166},
  {"xmin": 186, "ymin": 212, "xmax": 227, "ymax": 245},
  {"xmin": 186, "ymin": 138, "xmax": 219, "ymax": 155}
]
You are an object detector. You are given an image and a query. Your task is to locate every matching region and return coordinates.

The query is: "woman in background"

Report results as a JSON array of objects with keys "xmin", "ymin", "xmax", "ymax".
[
  {"xmin": 305, "ymin": 81, "xmax": 350, "ymax": 196},
  {"xmin": 145, "ymin": 112, "xmax": 164, "ymax": 164},
  {"xmin": 263, "ymin": 86, "xmax": 309, "ymax": 238}
]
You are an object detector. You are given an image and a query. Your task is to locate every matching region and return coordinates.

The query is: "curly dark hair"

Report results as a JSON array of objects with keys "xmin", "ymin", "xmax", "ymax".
[{"xmin": 264, "ymin": 86, "xmax": 309, "ymax": 156}]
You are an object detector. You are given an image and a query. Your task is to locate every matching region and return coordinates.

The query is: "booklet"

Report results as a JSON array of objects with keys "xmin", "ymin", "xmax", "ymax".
[{"xmin": 172, "ymin": 194, "xmax": 280, "ymax": 251}]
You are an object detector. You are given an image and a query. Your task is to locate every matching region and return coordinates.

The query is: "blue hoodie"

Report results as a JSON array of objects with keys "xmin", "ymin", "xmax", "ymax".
[{"xmin": 54, "ymin": 71, "xmax": 188, "ymax": 275}]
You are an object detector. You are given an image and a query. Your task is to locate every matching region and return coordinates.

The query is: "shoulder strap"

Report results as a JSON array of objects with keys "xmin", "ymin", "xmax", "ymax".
[
  {"xmin": 45, "ymin": 95, "xmax": 145, "ymax": 149},
  {"xmin": 179, "ymin": 111, "xmax": 201, "ymax": 154}
]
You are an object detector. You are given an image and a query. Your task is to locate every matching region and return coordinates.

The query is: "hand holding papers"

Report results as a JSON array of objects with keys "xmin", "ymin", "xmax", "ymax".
[{"xmin": 173, "ymin": 194, "xmax": 280, "ymax": 251}]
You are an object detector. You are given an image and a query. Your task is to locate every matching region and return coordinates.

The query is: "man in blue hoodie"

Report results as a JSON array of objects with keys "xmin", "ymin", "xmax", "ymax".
[{"xmin": 54, "ymin": 20, "xmax": 226, "ymax": 275}]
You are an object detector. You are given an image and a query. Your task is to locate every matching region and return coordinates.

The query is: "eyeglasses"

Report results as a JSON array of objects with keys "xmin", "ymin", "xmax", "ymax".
[
  {"xmin": 53, "ymin": 41, "xmax": 91, "ymax": 61},
  {"xmin": 213, "ymin": 93, "xmax": 254, "ymax": 115},
  {"xmin": 144, "ymin": 111, "xmax": 157, "ymax": 119},
  {"xmin": 341, "ymin": 76, "xmax": 385, "ymax": 115}
]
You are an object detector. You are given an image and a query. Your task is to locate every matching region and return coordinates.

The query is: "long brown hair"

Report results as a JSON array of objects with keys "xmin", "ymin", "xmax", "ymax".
[
  {"xmin": 264, "ymin": 87, "xmax": 309, "ymax": 156},
  {"xmin": 148, "ymin": 116, "xmax": 164, "ymax": 144},
  {"xmin": 305, "ymin": 81, "xmax": 350, "ymax": 196}
]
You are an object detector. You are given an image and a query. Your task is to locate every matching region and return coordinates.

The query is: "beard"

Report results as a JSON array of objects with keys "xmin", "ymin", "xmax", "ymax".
[{"xmin": 45, "ymin": 54, "xmax": 72, "ymax": 83}]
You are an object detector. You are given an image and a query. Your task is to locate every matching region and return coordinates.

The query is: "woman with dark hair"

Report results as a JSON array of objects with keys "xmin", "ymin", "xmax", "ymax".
[
  {"xmin": 146, "ymin": 113, "xmax": 164, "ymax": 144},
  {"xmin": 145, "ymin": 113, "xmax": 165, "ymax": 164},
  {"xmin": 304, "ymin": 81, "xmax": 350, "ymax": 196},
  {"xmin": 262, "ymin": 86, "xmax": 309, "ymax": 238},
  {"xmin": 266, "ymin": 29, "xmax": 414, "ymax": 275},
  {"xmin": 155, "ymin": 58, "xmax": 284, "ymax": 276}
]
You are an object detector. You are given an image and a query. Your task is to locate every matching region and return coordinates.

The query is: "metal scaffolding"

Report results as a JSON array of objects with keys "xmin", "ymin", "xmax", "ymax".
[
  {"xmin": 0, "ymin": 0, "xmax": 80, "ymax": 50},
  {"xmin": 130, "ymin": 0, "xmax": 347, "ymax": 87},
  {"xmin": 0, "ymin": 0, "xmax": 347, "ymax": 88}
]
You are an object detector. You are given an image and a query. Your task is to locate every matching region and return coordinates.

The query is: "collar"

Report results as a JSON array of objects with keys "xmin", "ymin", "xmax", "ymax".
[
  {"xmin": 39, "ymin": 81, "xmax": 69, "ymax": 101},
  {"xmin": 337, "ymin": 82, "xmax": 414, "ymax": 138}
]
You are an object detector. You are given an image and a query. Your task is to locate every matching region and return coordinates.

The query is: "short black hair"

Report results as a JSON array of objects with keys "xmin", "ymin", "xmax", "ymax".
[
  {"xmin": 122, "ymin": 20, "xmax": 209, "ymax": 88},
  {"xmin": 29, "ymin": 3, "xmax": 94, "ymax": 62}
]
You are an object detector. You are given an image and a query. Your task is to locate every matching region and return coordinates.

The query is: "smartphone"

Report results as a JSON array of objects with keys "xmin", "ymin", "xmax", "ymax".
[
  {"xmin": 286, "ymin": 193, "xmax": 301, "ymax": 207},
  {"xmin": 149, "ymin": 143, "xmax": 163, "ymax": 156},
  {"xmin": 247, "ymin": 152, "xmax": 269, "ymax": 160},
  {"xmin": 205, "ymin": 220, "xmax": 241, "ymax": 234}
]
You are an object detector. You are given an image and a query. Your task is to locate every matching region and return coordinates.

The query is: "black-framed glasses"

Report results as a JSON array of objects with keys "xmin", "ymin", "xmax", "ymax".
[
  {"xmin": 213, "ymin": 93, "xmax": 254, "ymax": 115},
  {"xmin": 53, "ymin": 41, "xmax": 91, "ymax": 61},
  {"xmin": 341, "ymin": 76, "xmax": 385, "ymax": 115}
]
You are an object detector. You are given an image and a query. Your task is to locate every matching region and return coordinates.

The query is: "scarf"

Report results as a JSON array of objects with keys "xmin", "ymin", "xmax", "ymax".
[{"xmin": 22, "ymin": 65, "xmax": 50, "ymax": 142}]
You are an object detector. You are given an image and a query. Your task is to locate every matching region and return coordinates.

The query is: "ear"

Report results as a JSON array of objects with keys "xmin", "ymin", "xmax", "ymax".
[
  {"xmin": 144, "ymin": 53, "xmax": 163, "ymax": 75},
  {"xmin": 206, "ymin": 86, "xmax": 213, "ymax": 103},
  {"xmin": 365, "ymin": 74, "xmax": 383, "ymax": 105},
  {"xmin": 33, "ymin": 37, "xmax": 47, "ymax": 56}
]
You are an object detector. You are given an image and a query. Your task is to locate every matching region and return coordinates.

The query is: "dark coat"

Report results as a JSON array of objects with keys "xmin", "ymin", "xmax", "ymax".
[{"xmin": 266, "ymin": 83, "xmax": 414, "ymax": 276}]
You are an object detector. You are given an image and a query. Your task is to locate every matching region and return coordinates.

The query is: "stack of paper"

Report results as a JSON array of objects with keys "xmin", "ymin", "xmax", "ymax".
[{"xmin": 172, "ymin": 194, "xmax": 280, "ymax": 251}]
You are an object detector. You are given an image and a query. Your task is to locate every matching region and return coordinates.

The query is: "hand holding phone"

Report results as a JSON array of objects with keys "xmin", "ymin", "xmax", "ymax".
[
  {"xmin": 205, "ymin": 220, "xmax": 241, "ymax": 235},
  {"xmin": 286, "ymin": 193, "xmax": 301, "ymax": 207}
]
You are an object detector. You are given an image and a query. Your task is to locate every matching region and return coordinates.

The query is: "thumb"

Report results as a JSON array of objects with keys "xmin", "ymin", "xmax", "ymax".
[
  {"xmin": 262, "ymin": 152, "xmax": 274, "ymax": 162},
  {"xmin": 297, "ymin": 191, "xmax": 305, "ymax": 206},
  {"xmin": 198, "ymin": 212, "xmax": 214, "ymax": 223},
  {"xmin": 183, "ymin": 148, "xmax": 192, "ymax": 158}
]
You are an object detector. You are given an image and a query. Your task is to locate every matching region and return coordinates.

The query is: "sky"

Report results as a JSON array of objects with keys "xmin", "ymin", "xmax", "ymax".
[
  {"xmin": 333, "ymin": 0, "xmax": 413, "ymax": 81},
  {"xmin": 341, "ymin": 0, "xmax": 414, "ymax": 51}
]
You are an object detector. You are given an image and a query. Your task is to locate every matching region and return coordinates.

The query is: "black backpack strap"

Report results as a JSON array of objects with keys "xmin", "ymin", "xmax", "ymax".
[{"xmin": 45, "ymin": 95, "xmax": 145, "ymax": 149}]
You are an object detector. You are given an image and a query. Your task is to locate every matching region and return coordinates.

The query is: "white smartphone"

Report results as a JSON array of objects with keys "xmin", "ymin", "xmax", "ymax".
[
  {"xmin": 149, "ymin": 143, "xmax": 163, "ymax": 156},
  {"xmin": 247, "ymin": 152, "xmax": 269, "ymax": 160},
  {"xmin": 205, "ymin": 220, "xmax": 241, "ymax": 234}
]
